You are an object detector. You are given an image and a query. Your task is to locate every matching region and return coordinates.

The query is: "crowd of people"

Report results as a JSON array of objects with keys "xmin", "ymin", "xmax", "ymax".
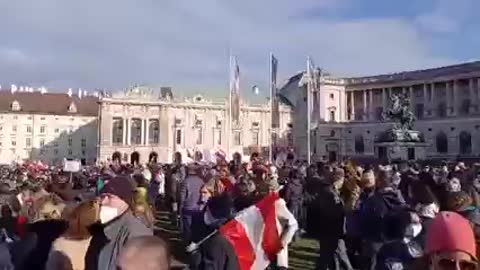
[{"xmin": 0, "ymin": 151, "xmax": 478, "ymax": 270}]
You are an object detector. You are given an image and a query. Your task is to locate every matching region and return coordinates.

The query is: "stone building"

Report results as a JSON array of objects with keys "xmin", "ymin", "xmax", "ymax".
[
  {"xmin": 97, "ymin": 86, "xmax": 292, "ymax": 164},
  {"xmin": 279, "ymin": 61, "xmax": 480, "ymax": 161},
  {"xmin": 0, "ymin": 90, "xmax": 98, "ymax": 165}
]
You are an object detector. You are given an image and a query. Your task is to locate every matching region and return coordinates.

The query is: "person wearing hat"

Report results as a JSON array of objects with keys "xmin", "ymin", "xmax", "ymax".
[
  {"xmin": 413, "ymin": 211, "xmax": 478, "ymax": 270},
  {"xmin": 85, "ymin": 176, "xmax": 152, "ymax": 270},
  {"xmin": 189, "ymin": 193, "xmax": 239, "ymax": 270}
]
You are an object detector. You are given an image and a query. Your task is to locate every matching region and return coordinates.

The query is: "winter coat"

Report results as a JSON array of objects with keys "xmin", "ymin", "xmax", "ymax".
[
  {"xmin": 84, "ymin": 211, "xmax": 153, "ymax": 270},
  {"xmin": 46, "ymin": 237, "xmax": 91, "ymax": 270},
  {"xmin": 179, "ymin": 175, "xmax": 205, "ymax": 211},
  {"xmin": 21, "ymin": 220, "xmax": 68, "ymax": 270},
  {"xmin": 307, "ymin": 183, "xmax": 346, "ymax": 239},
  {"xmin": 375, "ymin": 240, "xmax": 422, "ymax": 270},
  {"xmin": 358, "ymin": 188, "xmax": 407, "ymax": 242},
  {"xmin": 194, "ymin": 233, "xmax": 240, "ymax": 270},
  {"xmin": 284, "ymin": 177, "xmax": 303, "ymax": 206}
]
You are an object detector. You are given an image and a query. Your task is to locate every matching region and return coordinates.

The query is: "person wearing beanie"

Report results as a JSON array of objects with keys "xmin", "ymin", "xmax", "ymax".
[
  {"xmin": 85, "ymin": 176, "xmax": 152, "ymax": 270},
  {"xmin": 418, "ymin": 211, "xmax": 478, "ymax": 270},
  {"xmin": 190, "ymin": 193, "xmax": 240, "ymax": 270}
]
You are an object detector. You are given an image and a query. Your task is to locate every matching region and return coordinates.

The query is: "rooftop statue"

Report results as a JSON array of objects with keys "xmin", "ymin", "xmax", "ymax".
[{"xmin": 384, "ymin": 92, "xmax": 415, "ymax": 130}]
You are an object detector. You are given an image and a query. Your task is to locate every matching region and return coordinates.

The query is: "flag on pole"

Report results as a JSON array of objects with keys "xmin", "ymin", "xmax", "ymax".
[
  {"xmin": 219, "ymin": 193, "xmax": 283, "ymax": 270},
  {"xmin": 230, "ymin": 56, "xmax": 241, "ymax": 124},
  {"xmin": 299, "ymin": 58, "xmax": 321, "ymax": 130},
  {"xmin": 271, "ymin": 54, "xmax": 280, "ymax": 129}
]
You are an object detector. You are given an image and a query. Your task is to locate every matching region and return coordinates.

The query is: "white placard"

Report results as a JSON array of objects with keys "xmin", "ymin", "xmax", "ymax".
[{"xmin": 63, "ymin": 160, "xmax": 81, "ymax": 172}]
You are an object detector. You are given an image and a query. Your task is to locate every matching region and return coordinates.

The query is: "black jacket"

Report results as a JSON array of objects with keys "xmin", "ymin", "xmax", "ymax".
[{"xmin": 194, "ymin": 233, "xmax": 240, "ymax": 270}]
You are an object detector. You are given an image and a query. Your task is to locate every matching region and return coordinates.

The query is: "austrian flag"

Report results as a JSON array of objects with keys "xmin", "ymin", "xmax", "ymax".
[{"xmin": 219, "ymin": 193, "xmax": 297, "ymax": 270}]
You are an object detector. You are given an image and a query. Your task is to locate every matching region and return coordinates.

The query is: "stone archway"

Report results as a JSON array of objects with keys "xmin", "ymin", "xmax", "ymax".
[
  {"xmin": 130, "ymin": 151, "xmax": 140, "ymax": 165},
  {"xmin": 112, "ymin": 151, "xmax": 122, "ymax": 163},
  {"xmin": 149, "ymin": 152, "xmax": 158, "ymax": 163},
  {"xmin": 459, "ymin": 131, "xmax": 472, "ymax": 155}
]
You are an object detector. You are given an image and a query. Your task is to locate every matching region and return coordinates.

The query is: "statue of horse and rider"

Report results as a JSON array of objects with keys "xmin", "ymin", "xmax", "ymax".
[{"xmin": 384, "ymin": 92, "xmax": 415, "ymax": 130}]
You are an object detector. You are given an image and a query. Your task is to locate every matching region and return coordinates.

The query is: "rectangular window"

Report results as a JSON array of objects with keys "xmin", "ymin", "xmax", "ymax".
[
  {"xmin": 26, "ymin": 126, "xmax": 32, "ymax": 133},
  {"xmin": 40, "ymin": 125, "xmax": 46, "ymax": 134},
  {"xmin": 11, "ymin": 140, "xmax": 16, "ymax": 147},
  {"xmin": 54, "ymin": 149, "xmax": 58, "ymax": 155},
  {"xmin": 233, "ymin": 131, "xmax": 241, "ymax": 146},
  {"xmin": 81, "ymin": 150, "xmax": 86, "ymax": 156},
  {"xmin": 39, "ymin": 139, "xmax": 45, "ymax": 147},
  {"xmin": 68, "ymin": 149, "xmax": 73, "ymax": 155},
  {"xmin": 68, "ymin": 137, "xmax": 73, "ymax": 147},
  {"xmin": 54, "ymin": 128, "xmax": 59, "ymax": 133},
  {"xmin": 415, "ymin": 104, "xmax": 424, "ymax": 120},
  {"xmin": 26, "ymin": 138, "xmax": 31, "ymax": 147},
  {"xmin": 12, "ymin": 125, "xmax": 17, "ymax": 133},
  {"xmin": 330, "ymin": 111, "xmax": 336, "ymax": 122},
  {"xmin": 40, "ymin": 117, "xmax": 45, "ymax": 120},
  {"xmin": 0, "ymin": 125, "xmax": 2, "ymax": 132},
  {"xmin": 196, "ymin": 128, "xmax": 203, "ymax": 145},
  {"xmin": 81, "ymin": 138, "xmax": 87, "ymax": 147},
  {"xmin": 175, "ymin": 129, "xmax": 182, "ymax": 145},
  {"xmin": 214, "ymin": 130, "xmax": 222, "ymax": 145},
  {"xmin": 251, "ymin": 131, "xmax": 259, "ymax": 145}
]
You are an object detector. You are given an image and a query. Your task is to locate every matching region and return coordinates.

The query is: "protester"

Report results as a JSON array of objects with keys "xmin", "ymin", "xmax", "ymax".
[
  {"xmin": 117, "ymin": 236, "xmax": 171, "ymax": 270},
  {"xmin": 85, "ymin": 176, "xmax": 152, "ymax": 270}
]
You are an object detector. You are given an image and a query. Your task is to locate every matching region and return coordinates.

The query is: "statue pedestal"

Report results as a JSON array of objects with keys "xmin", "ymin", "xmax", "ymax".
[{"xmin": 374, "ymin": 129, "xmax": 428, "ymax": 162}]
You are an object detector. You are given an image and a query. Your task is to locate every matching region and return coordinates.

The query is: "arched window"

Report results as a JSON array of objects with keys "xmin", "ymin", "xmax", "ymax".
[
  {"xmin": 435, "ymin": 132, "xmax": 448, "ymax": 153},
  {"xmin": 354, "ymin": 135, "xmax": 364, "ymax": 154},
  {"xmin": 149, "ymin": 119, "xmax": 160, "ymax": 144},
  {"xmin": 459, "ymin": 131, "xmax": 472, "ymax": 155},
  {"xmin": 112, "ymin": 118, "xmax": 124, "ymax": 144}
]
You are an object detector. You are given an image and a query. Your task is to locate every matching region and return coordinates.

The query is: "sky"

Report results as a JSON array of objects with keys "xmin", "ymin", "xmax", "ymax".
[{"xmin": 0, "ymin": 0, "xmax": 479, "ymax": 100}]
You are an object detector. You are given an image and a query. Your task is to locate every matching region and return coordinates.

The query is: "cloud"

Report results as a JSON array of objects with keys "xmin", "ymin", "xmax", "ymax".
[
  {"xmin": 0, "ymin": 0, "xmax": 457, "ymax": 98},
  {"xmin": 416, "ymin": 0, "xmax": 476, "ymax": 33}
]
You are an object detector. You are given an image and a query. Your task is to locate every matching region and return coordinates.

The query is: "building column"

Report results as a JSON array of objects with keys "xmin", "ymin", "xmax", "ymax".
[
  {"xmin": 369, "ymin": 89, "xmax": 374, "ymax": 120},
  {"xmin": 469, "ymin": 78, "xmax": 476, "ymax": 113},
  {"xmin": 350, "ymin": 91, "xmax": 355, "ymax": 120},
  {"xmin": 453, "ymin": 80, "xmax": 458, "ymax": 116},
  {"xmin": 122, "ymin": 118, "xmax": 127, "ymax": 145},
  {"xmin": 141, "ymin": 119, "xmax": 145, "ymax": 145},
  {"xmin": 126, "ymin": 119, "xmax": 131, "ymax": 145},
  {"xmin": 382, "ymin": 88, "xmax": 387, "ymax": 110},
  {"xmin": 145, "ymin": 119, "xmax": 150, "ymax": 145},
  {"xmin": 363, "ymin": 90, "xmax": 367, "ymax": 121},
  {"xmin": 423, "ymin": 84, "xmax": 429, "ymax": 118},
  {"xmin": 431, "ymin": 83, "xmax": 435, "ymax": 117},
  {"xmin": 409, "ymin": 86, "xmax": 414, "ymax": 110}
]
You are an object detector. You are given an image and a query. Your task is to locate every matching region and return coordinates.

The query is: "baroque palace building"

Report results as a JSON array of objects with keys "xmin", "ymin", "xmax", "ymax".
[
  {"xmin": 279, "ymin": 61, "xmax": 480, "ymax": 162},
  {"xmin": 97, "ymin": 86, "xmax": 292, "ymax": 164},
  {"xmin": 0, "ymin": 89, "xmax": 98, "ymax": 165}
]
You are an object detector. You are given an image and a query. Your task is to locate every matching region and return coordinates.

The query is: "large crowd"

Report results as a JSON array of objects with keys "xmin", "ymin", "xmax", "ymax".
[{"xmin": 0, "ymin": 151, "xmax": 477, "ymax": 270}]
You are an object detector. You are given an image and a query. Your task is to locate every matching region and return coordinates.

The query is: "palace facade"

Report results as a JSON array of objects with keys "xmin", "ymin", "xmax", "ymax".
[
  {"xmin": 279, "ymin": 61, "xmax": 480, "ymax": 161},
  {"xmin": 0, "ymin": 90, "xmax": 98, "ymax": 165},
  {"xmin": 97, "ymin": 86, "xmax": 292, "ymax": 164}
]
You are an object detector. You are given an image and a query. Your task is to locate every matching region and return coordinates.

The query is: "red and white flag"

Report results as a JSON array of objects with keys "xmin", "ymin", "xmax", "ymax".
[{"xmin": 219, "ymin": 193, "xmax": 284, "ymax": 270}]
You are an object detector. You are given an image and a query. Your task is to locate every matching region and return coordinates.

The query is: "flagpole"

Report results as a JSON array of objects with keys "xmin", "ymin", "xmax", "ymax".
[
  {"xmin": 227, "ymin": 54, "xmax": 232, "ymax": 160},
  {"xmin": 306, "ymin": 57, "xmax": 311, "ymax": 165},
  {"xmin": 269, "ymin": 52, "xmax": 273, "ymax": 163}
]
